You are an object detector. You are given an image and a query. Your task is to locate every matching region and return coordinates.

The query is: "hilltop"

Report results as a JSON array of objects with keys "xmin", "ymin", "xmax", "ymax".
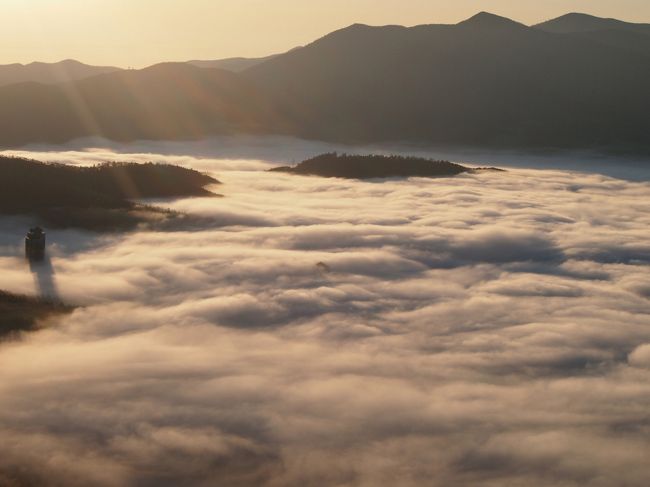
[
  {"xmin": 270, "ymin": 153, "xmax": 492, "ymax": 179},
  {"xmin": 0, "ymin": 156, "xmax": 219, "ymax": 230}
]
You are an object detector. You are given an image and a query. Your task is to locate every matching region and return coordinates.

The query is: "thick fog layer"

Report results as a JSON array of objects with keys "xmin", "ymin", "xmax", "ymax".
[
  {"xmin": 18, "ymin": 135, "xmax": 650, "ymax": 181},
  {"xmin": 0, "ymin": 143, "xmax": 649, "ymax": 486}
]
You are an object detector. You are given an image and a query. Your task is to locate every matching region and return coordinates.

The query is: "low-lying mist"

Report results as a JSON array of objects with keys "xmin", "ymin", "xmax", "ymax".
[
  {"xmin": 0, "ymin": 140, "xmax": 648, "ymax": 486},
  {"xmin": 14, "ymin": 135, "xmax": 650, "ymax": 180}
]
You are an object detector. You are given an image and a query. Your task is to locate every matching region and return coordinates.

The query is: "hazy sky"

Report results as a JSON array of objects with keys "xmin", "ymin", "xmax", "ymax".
[{"xmin": 2, "ymin": 0, "xmax": 650, "ymax": 67}]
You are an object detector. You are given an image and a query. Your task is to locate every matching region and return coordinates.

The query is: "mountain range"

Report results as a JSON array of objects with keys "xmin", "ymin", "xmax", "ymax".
[
  {"xmin": 1, "ymin": 12, "xmax": 649, "ymax": 153},
  {"xmin": 0, "ymin": 59, "xmax": 121, "ymax": 88},
  {"xmin": 187, "ymin": 54, "xmax": 280, "ymax": 72}
]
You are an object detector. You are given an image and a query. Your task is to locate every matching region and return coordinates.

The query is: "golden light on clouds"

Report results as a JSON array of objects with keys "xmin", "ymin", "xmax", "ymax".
[
  {"xmin": 1, "ymin": 0, "xmax": 649, "ymax": 67},
  {"xmin": 1, "ymin": 141, "xmax": 649, "ymax": 485}
]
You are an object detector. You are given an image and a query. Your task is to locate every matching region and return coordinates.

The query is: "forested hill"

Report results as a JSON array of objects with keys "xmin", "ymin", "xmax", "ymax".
[
  {"xmin": 0, "ymin": 157, "xmax": 217, "ymax": 213},
  {"xmin": 0, "ymin": 290, "xmax": 74, "ymax": 338},
  {"xmin": 270, "ymin": 153, "xmax": 477, "ymax": 179},
  {"xmin": 0, "ymin": 157, "xmax": 219, "ymax": 230}
]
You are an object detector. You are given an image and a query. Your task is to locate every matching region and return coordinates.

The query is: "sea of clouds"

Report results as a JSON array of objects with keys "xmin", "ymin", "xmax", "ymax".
[{"xmin": 0, "ymin": 139, "xmax": 649, "ymax": 486}]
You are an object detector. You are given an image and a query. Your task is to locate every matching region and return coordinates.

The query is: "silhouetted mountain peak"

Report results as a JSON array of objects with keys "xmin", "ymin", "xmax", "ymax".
[
  {"xmin": 562, "ymin": 12, "xmax": 607, "ymax": 21},
  {"xmin": 332, "ymin": 23, "xmax": 394, "ymax": 36},
  {"xmin": 309, "ymin": 22, "xmax": 407, "ymax": 49},
  {"xmin": 459, "ymin": 12, "xmax": 525, "ymax": 29},
  {"xmin": 535, "ymin": 12, "xmax": 650, "ymax": 33}
]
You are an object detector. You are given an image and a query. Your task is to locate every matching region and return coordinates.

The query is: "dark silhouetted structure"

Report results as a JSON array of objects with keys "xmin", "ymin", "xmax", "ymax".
[{"xmin": 25, "ymin": 227, "xmax": 46, "ymax": 261}]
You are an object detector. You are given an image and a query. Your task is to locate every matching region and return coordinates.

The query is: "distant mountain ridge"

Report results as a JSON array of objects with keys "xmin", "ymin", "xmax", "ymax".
[
  {"xmin": 242, "ymin": 11, "xmax": 650, "ymax": 151},
  {"xmin": 188, "ymin": 54, "xmax": 280, "ymax": 72},
  {"xmin": 1, "ymin": 12, "xmax": 650, "ymax": 154},
  {"xmin": 0, "ymin": 59, "xmax": 121, "ymax": 87},
  {"xmin": 0, "ymin": 63, "xmax": 286, "ymax": 145},
  {"xmin": 0, "ymin": 55, "xmax": 281, "ymax": 88},
  {"xmin": 535, "ymin": 12, "xmax": 650, "ymax": 34},
  {"xmin": 535, "ymin": 12, "xmax": 650, "ymax": 57}
]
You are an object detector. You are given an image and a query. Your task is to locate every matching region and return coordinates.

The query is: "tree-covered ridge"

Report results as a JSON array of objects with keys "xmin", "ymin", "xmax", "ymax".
[
  {"xmin": 0, "ymin": 290, "xmax": 74, "ymax": 339},
  {"xmin": 271, "ymin": 153, "xmax": 472, "ymax": 179},
  {"xmin": 0, "ymin": 157, "xmax": 218, "ymax": 213},
  {"xmin": 0, "ymin": 156, "xmax": 219, "ymax": 231}
]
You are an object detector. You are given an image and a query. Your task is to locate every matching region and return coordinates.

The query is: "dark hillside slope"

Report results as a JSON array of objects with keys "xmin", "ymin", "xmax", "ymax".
[
  {"xmin": 535, "ymin": 13, "xmax": 650, "ymax": 57},
  {"xmin": 244, "ymin": 12, "xmax": 650, "ymax": 150},
  {"xmin": 0, "ymin": 156, "xmax": 219, "ymax": 230},
  {"xmin": 0, "ymin": 291, "xmax": 74, "ymax": 338},
  {"xmin": 0, "ymin": 63, "xmax": 285, "ymax": 146},
  {"xmin": 188, "ymin": 54, "xmax": 280, "ymax": 72},
  {"xmin": 0, "ymin": 156, "xmax": 217, "ymax": 213}
]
